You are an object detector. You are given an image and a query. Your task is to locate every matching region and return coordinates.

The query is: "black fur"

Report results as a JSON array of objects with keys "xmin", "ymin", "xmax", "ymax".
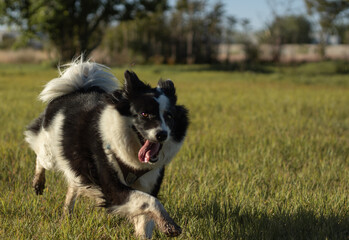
[
  {"xmin": 41, "ymin": 91, "xmax": 132, "ymax": 207},
  {"xmin": 151, "ymin": 167, "xmax": 165, "ymax": 197},
  {"xmin": 26, "ymin": 66, "xmax": 189, "ymax": 238},
  {"xmin": 172, "ymin": 105, "xmax": 189, "ymax": 142},
  {"xmin": 158, "ymin": 79, "xmax": 177, "ymax": 104},
  {"xmin": 27, "ymin": 70, "xmax": 189, "ymax": 210},
  {"xmin": 26, "ymin": 113, "xmax": 44, "ymax": 134}
]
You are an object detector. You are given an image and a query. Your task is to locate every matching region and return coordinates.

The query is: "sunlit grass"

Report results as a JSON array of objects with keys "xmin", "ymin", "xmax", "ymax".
[{"xmin": 0, "ymin": 62, "xmax": 348, "ymax": 239}]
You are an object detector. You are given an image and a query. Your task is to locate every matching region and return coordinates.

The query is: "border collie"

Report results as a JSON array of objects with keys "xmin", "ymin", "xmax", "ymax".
[{"xmin": 25, "ymin": 59, "xmax": 189, "ymax": 239}]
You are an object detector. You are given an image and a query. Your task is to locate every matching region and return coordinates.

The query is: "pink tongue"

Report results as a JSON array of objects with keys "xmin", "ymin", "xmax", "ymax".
[{"xmin": 138, "ymin": 140, "xmax": 161, "ymax": 163}]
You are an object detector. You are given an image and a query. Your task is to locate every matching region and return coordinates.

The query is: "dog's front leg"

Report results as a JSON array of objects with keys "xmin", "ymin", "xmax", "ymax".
[
  {"xmin": 111, "ymin": 190, "xmax": 181, "ymax": 238},
  {"xmin": 133, "ymin": 214, "xmax": 155, "ymax": 239},
  {"xmin": 33, "ymin": 157, "xmax": 46, "ymax": 195}
]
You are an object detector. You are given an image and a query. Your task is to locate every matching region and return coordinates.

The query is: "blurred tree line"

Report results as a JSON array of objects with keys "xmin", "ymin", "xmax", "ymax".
[
  {"xmin": 1, "ymin": 0, "xmax": 349, "ymax": 63},
  {"xmin": 305, "ymin": 0, "xmax": 349, "ymax": 55},
  {"xmin": 0, "ymin": 0, "xmax": 164, "ymax": 60},
  {"xmin": 100, "ymin": 0, "xmax": 226, "ymax": 64}
]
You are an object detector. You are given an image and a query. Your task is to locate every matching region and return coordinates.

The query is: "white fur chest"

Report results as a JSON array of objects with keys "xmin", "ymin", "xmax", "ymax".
[{"xmin": 99, "ymin": 105, "xmax": 144, "ymax": 169}]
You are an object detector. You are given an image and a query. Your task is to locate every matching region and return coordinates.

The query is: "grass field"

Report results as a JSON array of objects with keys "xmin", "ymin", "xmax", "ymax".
[{"xmin": 0, "ymin": 62, "xmax": 348, "ymax": 239}]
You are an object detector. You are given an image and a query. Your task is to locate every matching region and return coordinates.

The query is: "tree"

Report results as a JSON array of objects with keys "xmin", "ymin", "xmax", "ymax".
[
  {"xmin": 0, "ymin": 0, "xmax": 162, "ymax": 61},
  {"xmin": 305, "ymin": 0, "xmax": 349, "ymax": 32},
  {"xmin": 174, "ymin": 0, "xmax": 206, "ymax": 64},
  {"xmin": 97, "ymin": 0, "xmax": 228, "ymax": 64},
  {"xmin": 204, "ymin": 1, "xmax": 225, "ymax": 63},
  {"xmin": 170, "ymin": 0, "xmax": 225, "ymax": 64},
  {"xmin": 262, "ymin": 0, "xmax": 311, "ymax": 62},
  {"xmin": 100, "ymin": 1, "xmax": 169, "ymax": 64},
  {"xmin": 336, "ymin": 23, "xmax": 349, "ymax": 44},
  {"xmin": 260, "ymin": 15, "xmax": 312, "ymax": 44},
  {"xmin": 304, "ymin": 0, "xmax": 349, "ymax": 55},
  {"xmin": 237, "ymin": 19, "xmax": 260, "ymax": 66},
  {"xmin": 223, "ymin": 16, "xmax": 238, "ymax": 63}
]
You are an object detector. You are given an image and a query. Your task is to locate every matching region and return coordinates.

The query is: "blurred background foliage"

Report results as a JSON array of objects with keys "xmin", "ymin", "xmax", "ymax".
[{"xmin": 0, "ymin": 0, "xmax": 349, "ymax": 65}]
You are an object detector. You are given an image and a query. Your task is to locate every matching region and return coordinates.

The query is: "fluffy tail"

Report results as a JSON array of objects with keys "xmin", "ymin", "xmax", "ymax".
[{"xmin": 39, "ymin": 57, "xmax": 118, "ymax": 103}]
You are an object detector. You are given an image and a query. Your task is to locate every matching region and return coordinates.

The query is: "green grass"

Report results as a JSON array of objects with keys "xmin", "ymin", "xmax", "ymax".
[{"xmin": 1, "ymin": 62, "xmax": 348, "ymax": 239}]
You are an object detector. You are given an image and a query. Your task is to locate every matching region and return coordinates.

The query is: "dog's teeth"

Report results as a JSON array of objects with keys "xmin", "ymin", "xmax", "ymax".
[{"xmin": 145, "ymin": 156, "xmax": 150, "ymax": 162}]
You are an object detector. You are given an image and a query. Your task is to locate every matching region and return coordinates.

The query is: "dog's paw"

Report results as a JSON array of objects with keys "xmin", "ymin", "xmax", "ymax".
[
  {"xmin": 164, "ymin": 222, "xmax": 182, "ymax": 237},
  {"xmin": 160, "ymin": 220, "xmax": 182, "ymax": 237},
  {"xmin": 33, "ymin": 182, "xmax": 45, "ymax": 195},
  {"xmin": 33, "ymin": 176, "xmax": 45, "ymax": 195}
]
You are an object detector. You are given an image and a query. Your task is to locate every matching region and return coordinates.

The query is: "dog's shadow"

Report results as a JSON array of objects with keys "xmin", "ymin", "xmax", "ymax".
[{"xmin": 182, "ymin": 199, "xmax": 349, "ymax": 239}]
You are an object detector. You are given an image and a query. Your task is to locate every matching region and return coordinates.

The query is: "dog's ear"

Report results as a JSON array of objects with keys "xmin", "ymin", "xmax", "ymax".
[
  {"xmin": 124, "ymin": 70, "xmax": 148, "ymax": 95},
  {"xmin": 172, "ymin": 105, "xmax": 189, "ymax": 142},
  {"xmin": 157, "ymin": 79, "xmax": 177, "ymax": 103}
]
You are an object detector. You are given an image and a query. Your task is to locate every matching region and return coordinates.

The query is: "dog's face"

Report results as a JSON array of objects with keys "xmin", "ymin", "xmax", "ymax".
[{"xmin": 117, "ymin": 71, "xmax": 187, "ymax": 164}]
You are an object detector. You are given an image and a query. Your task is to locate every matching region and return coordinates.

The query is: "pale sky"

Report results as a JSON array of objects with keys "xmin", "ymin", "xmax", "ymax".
[
  {"xmin": 169, "ymin": 0, "xmax": 308, "ymax": 31},
  {"xmin": 222, "ymin": 0, "xmax": 307, "ymax": 30}
]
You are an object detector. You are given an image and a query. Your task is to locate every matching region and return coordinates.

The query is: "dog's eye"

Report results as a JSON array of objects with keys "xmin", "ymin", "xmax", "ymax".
[{"xmin": 141, "ymin": 112, "xmax": 149, "ymax": 118}]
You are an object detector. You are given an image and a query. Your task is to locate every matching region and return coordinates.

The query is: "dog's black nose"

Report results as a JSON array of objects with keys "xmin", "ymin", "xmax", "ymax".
[{"xmin": 156, "ymin": 131, "xmax": 168, "ymax": 142}]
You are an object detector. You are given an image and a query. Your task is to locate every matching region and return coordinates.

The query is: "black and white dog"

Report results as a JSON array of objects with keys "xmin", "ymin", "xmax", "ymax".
[{"xmin": 25, "ymin": 59, "xmax": 189, "ymax": 238}]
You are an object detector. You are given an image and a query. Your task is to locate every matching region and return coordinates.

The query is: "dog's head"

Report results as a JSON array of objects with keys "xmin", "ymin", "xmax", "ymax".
[{"xmin": 112, "ymin": 70, "xmax": 188, "ymax": 164}]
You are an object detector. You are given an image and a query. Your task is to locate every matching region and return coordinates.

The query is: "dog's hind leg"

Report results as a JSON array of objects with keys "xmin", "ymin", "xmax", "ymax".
[
  {"xmin": 63, "ymin": 186, "xmax": 79, "ymax": 216},
  {"xmin": 33, "ymin": 157, "xmax": 46, "ymax": 195}
]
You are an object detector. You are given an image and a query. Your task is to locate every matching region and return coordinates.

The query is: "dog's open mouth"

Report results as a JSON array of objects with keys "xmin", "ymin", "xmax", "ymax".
[
  {"xmin": 138, "ymin": 141, "xmax": 162, "ymax": 163},
  {"xmin": 133, "ymin": 126, "xmax": 162, "ymax": 163}
]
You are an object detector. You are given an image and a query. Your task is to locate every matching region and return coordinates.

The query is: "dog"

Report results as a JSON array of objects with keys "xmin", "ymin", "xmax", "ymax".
[{"xmin": 24, "ymin": 58, "xmax": 189, "ymax": 239}]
